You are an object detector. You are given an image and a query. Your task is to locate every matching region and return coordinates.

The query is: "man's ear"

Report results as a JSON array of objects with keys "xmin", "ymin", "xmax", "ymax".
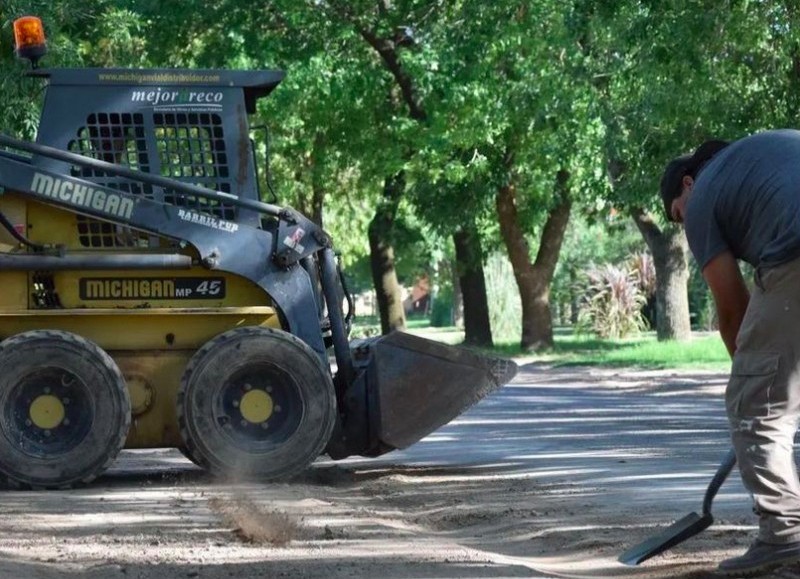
[{"xmin": 681, "ymin": 175, "xmax": 694, "ymax": 191}]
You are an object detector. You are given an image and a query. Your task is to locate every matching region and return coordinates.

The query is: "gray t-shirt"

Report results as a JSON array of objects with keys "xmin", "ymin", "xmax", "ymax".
[{"xmin": 685, "ymin": 129, "xmax": 800, "ymax": 270}]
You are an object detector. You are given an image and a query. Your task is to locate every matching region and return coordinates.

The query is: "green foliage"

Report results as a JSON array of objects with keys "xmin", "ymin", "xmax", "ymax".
[
  {"xmin": 0, "ymin": 1, "xmax": 102, "ymax": 137},
  {"xmin": 77, "ymin": 7, "xmax": 147, "ymax": 66},
  {"xmin": 585, "ymin": 1, "xmax": 800, "ymax": 215},
  {"xmin": 484, "ymin": 253, "xmax": 522, "ymax": 342},
  {"xmin": 429, "ymin": 286, "xmax": 453, "ymax": 328},
  {"xmin": 4, "ymin": 0, "xmax": 798, "ymax": 341},
  {"xmin": 688, "ymin": 260, "xmax": 715, "ymax": 330}
]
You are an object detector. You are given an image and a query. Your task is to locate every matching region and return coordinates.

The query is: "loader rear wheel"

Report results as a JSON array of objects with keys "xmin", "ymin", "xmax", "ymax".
[
  {"xmin": 0, "ymin": 330, "xmax": 131, "ymax": 489},
  {"xmin": 177, "ymin": 327, "xmax": 336, "ymax": 480}
]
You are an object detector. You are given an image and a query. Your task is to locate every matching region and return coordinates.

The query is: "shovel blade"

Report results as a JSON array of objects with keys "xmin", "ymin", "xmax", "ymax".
[{"xmin": 618, "ymin": 512, "xmax": 713, "ymax": 566}]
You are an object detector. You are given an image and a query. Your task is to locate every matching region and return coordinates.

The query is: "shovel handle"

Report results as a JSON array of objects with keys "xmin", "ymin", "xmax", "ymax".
[{"xmin": 702, "ymin": 448, "xmax": 737, "ymax": 516}]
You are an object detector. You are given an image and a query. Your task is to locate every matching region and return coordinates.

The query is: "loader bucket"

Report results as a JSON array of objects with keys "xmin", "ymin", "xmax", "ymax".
[{"xmin": 352, "ymin": 332, "xmax": 517, "ymax": 454}]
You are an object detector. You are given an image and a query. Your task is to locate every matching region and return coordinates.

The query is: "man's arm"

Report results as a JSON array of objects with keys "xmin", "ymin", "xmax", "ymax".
[{"xmin": 702, "ymin": 251, "xmax": 750, "ymax": 357}]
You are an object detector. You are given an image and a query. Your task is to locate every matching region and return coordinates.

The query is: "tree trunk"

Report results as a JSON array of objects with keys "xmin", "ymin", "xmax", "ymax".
[
  {"xmin": 310, "ymin": 170, "xmax": 325, "ymax": 228},
  {"xmin": 496, "ymin": 168, "xmax": 572, "ymax": 351},
  {"xmin": 368, "ymin": 173, "xmax": 406, "ymax": 334},
  {"xmin": 453, "ymin": 226, "xmax": 493, "ymax": 347},
  {"xmin": 631, "ymin": 209, "xmax": 692, "ymax": 341},
  {"xmin": 569, "ymin": 267, "xmax": 580, "ymax": 326},
  {"xmin": 296, "ymin": 132, "xmax": 326, "ymax": 227},
  {"xmin": 450, "ymin": 259, "xmax": 464, "ymax": 328}
]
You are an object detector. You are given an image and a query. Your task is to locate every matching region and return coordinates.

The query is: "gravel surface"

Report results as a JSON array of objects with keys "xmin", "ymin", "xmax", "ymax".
[{"xmin": 2, "ymin": 362, "xmax": 799, "ymax": 578}]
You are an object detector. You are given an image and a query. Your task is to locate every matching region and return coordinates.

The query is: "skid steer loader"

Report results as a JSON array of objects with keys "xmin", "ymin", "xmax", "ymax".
[{"xmin": 0, "ymin": 17, "xmax": 516, "ymax": 488}]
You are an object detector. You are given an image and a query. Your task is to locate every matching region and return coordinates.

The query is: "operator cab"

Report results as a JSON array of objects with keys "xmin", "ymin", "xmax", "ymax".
[{"xmin": 29, "ymin": 67, "xmax": 283, "ymax": 231}]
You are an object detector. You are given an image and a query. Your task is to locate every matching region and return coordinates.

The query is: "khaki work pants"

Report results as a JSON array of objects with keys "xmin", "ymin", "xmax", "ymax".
[{"xmin": 728, "ymin": 257, "xmax": 800, "ymax": 544}]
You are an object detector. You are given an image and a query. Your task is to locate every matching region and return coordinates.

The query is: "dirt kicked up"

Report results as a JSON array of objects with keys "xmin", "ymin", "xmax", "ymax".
[{"xmin": 1, "ymin": 363, "xmax": 799, "ymax": 579}]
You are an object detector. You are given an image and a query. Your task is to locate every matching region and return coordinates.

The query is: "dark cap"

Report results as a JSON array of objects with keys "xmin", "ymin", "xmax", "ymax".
[{"xmin": 660, "ymin": 139, "xmax": 729, "ymax": 221}]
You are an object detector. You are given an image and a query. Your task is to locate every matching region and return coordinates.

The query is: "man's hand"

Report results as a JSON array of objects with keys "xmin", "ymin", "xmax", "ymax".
[{"xmin": 702, "ymin": 251, "xmax": 750, "ymax": 357}]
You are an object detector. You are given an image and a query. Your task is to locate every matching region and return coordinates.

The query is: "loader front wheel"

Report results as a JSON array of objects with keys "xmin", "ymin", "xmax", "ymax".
[
  {"xmin": 0, "ymin": 330, "xmax": 131, "ymax": 489},
  {"xmin": 177, "ymin": 327, "xmax": 336, "ymax": 480}
]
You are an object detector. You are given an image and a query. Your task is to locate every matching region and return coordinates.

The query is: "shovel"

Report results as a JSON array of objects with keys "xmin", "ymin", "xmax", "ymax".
[{"xmin": 618, "ymin": 448, "xmax": 737, "ymax": 565}]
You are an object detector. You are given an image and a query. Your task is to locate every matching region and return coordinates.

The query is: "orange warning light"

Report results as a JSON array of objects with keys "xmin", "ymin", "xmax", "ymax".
[{"xmin": 13, "ymin": 16, "xmax": 47, "ymax": 67}]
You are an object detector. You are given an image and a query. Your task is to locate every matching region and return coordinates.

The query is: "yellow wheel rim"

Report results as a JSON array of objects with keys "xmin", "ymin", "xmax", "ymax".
[
  {"xmin": 29, "ymin": 394, "xmax": 65, "ymax": 430},
  {"xmin": 240, "ymin": 389, "xmax": 274, "ymax": 424}
]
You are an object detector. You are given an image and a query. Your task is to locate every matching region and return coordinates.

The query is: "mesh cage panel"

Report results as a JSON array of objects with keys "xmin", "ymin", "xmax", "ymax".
[
  {"xmin": 68, "ymin": 112, "xmax": 152, "ymax": 248},
  {"xmin": 154, "ymin": 112, "xmax": 236, "ymax": 221},
  {"xmin": 64, "ymin": 110, "xmax": 238, "ymax": 247},
  {"xmin": 69, "ymin": 112, "xmax": 152, "ymax": 195}
]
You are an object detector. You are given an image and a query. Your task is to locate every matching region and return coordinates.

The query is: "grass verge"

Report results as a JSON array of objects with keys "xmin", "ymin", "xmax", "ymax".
[
  {"xmin": 494, "ymin": 330, "xmax": 730, "ymax": 370},
  {"xmin": 351, "ymin": 318, "xmax": 731, "ymax": 370},
  {"xmin": 541, "ymin": 334, "xmax": 731, "ymax": 371}
]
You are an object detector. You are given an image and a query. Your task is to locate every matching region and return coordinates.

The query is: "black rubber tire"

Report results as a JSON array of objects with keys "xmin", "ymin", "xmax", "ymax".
[
  {"xmin": 176, "ymin": 445, "xmax": 201, "ymax": 466},
  {"xmin": 0, "ymin": 330, "xmax": 131, "ymax": 489},
  {"xmin": 177, "ymin": 327, "xmax": 336, "ymax": 481}
]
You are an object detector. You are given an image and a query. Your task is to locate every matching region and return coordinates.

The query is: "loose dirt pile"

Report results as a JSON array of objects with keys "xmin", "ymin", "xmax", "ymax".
[{"xmin": 208, "ymin": 495, "xmax": 299, "ymax": 546}]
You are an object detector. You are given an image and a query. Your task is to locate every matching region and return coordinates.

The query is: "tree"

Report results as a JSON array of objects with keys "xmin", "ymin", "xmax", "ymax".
[
  {"xmin": 308, "ymin": 0, "xmax": 500, "ymax": 341},
  {"xmin": 420, "ymin": 1, "xmax": 608, "ymax": 351},
  {"xmin": 119, "ymin": 0, "xmax": 402, "ymax": 316},
  {"xmin": 579, "ymin": 1, "xmax": 800, "ymax": 340},
  {"xmin": 28, "ymin": 0, "xmax": 800, "ymax": 350},
  {"xmin": 631, "ymin": 210, "xmax": 691, "ymax": 339}
]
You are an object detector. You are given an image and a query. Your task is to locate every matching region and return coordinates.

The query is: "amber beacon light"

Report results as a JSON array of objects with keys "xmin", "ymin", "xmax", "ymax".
[{"xmin": 13, "ymin": 16, "xmax": 48, "ymax": 67}]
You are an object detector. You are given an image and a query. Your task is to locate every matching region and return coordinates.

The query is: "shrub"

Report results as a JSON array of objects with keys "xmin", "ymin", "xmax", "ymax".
[
  {"xmin": 578, "ymin": 263, "xmax": 648, "ymax": 339},
  {"xmin": 484, "ymin": 254, "xmax": 522, "ymax": 342},
  {"xmin": 430, "ymin": 288, "xmax": 454, "ymax": 327},
  {"xmin": 628, "ymin": 251, "xmax": 657, "ymax": 330},
  {"xmin": 628, "ymin": 252, "xmax": 656, "ymax": 299}
]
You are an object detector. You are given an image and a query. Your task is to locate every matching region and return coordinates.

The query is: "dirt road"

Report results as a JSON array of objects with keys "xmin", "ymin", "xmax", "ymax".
[{"xmin": 2, "ymin": 362, "xmax": 799, "ymax": 578}]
